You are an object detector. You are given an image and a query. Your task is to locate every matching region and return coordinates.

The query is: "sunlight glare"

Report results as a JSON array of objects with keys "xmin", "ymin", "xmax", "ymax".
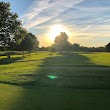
[
  {"xmin": 47, "ymin": 75, "xmax": 58, "ymax": 79},
  {"xmin": 48, "ymin": 25, "xmax": 68, "ymax": 41}
]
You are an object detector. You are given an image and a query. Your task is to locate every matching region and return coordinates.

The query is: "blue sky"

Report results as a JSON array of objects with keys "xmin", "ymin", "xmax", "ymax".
[{"xmin": 2, "ymin": 0, "xmax": 110, "ymax": 47}]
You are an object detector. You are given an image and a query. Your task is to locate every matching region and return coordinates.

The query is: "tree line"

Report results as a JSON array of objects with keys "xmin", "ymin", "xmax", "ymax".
[
  {"xmin": 0, "ymin": 1, "xmax": 110, "ymax": 52},
  {"xmin": 40, "ymin": 32, "xmax": 110, "ymax": 52}
]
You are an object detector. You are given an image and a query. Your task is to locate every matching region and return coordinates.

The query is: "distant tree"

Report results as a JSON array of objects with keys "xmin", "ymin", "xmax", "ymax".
[
  {"xmin": 39, "ymin": 46, "xmax": 48, "ymax": 51},
  {"xmin": 54, "ymin": 32, "xmax": 71, "ymax": 52},
  {"xmin": 18, "ymin": 33, "xmax": 39, "ymax": 51},
  {"xmin": 0, "ymin": 2, "xmax": 23, "ymax": 47},
  {"xmin": 48, "ymin": 44, "xmax": 57, "ymax": 52},
  {"xmin": 79, "ymin": 46, "xmax": 106, "ymax": 52},
  {"xmin": 72, "ymin": 43, "xmax": 80, "ymax": 51},
  {"xmin": 97, "ymin": 47, "xmax": 106, "ymax": 52},
  {"xmin": 106, "ymin": 42, "xmax": 110, "ymax": 52}
]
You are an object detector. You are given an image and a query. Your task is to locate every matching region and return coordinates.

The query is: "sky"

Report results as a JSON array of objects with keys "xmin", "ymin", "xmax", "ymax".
[{"xmin": 1, "ymin": 0, "xmax": 110, "ymax": 47}]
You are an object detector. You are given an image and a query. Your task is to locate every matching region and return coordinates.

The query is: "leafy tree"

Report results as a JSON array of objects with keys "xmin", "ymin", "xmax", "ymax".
[
  {"xmin": 0, "ymin": 2, "xmax": 23, "ymax": 46},
  {"xmin": 54, "ymin": 32, "xmax": 71, "ymax": 52},
  {"xmin": 17, "ymin": 33, "xmax": 39, "ymax": 51},
  {"xmin": 72, "ymin": 43, "xmax": 80, "ymax": 51},
  {"xmin": 106, "ymin": 42, "xmax": 110, "ymax": 52},
  {"xmin": 39, "ymin": 46, "xmax": 48, "ymax": 51},
  {"xmin": 9, "ymin": 28, "xmax": 27, "ymax": 50},
  {"xmin": 49, "ymin": 44, "xmax": 57, "ymax": 52}
]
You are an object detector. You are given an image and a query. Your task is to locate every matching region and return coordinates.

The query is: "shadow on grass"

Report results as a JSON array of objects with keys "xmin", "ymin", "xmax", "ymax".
[
  {"xmin": 1, "ymin": 52, "xmax": 110, "ymax": 86},
  {"xmin": 1, "ymin": 52, "xmax": 110, "ymax": 110},
  {"xmin": 43, "ymin": 52, "xmax": 94, "ymax": 66},
  {"xmin": 4, "ymin": 52, "xmax": 109, "ymax": 88},
  {"xmin": 0, "ymin": 51, "xmax": 24, "ymax": 65},
  {"xmin": 0, "ymin": 57, "xmax": 23, "ymax": 65},
  {"xmin": 10, "ymin": 85, "xmax": 110, "ymax": 110},
  {"xmin": 0, "ymin": 51, "xmax": 18, "ymax": 56}
]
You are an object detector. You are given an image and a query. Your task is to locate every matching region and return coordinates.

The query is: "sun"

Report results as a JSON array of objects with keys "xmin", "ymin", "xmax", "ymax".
[{"xmin": 48, "ymin": 25, "xmax": 67, "ymax": 41}]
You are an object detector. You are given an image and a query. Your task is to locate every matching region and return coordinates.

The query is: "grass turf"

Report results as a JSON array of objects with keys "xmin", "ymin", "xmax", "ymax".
[
  {"xmin": 0, "ymin": 52, "xmax": 110, "ymax": 87},
  {"xmin": 0, "ymin": 83, "xmax": 110, "ymax": 110},
  {"xmin": 0, "ymin": 51, "xmax": 110, "ymax": 110}
]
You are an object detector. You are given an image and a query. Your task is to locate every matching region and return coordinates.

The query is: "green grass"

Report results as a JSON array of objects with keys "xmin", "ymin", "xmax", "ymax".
[
  {"xmin": 0, "ymin": 51, "xmax": 110, "ymax": 86},
  {"xmin": 0, "ymin": 51, "xmax": 110, "ymax": 110},
  {"xmin": 0, "ymin": 52, "xmax": 59, "ymax": 84},
  {"xmin": 81, "ymin": 52, "xmax": 110, "ymax": 66},
  {"xmin": 0, "ymin": 83, "xmax": 110, "ymax": 110}
]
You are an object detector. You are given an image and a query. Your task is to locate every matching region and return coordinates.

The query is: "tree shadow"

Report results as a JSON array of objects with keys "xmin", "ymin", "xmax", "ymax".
[
  {"xmin": 8, "ymin": 52, "xmax": 109, "ymax": 87},
  {"xmin": 31, "ymin": 52, "xmax": 110, "ymax": 87},
  {"xmin": 10, "ymin": 84, "xmax": 110, "ymax": 110},
  {"xmin": 0, "ymin": 51, "xmax": 18, "ymax": 56},
  {"xmin": 43, "ymin": 52, "xmax": 94, "ymax": 66},
  {"xmin": 78, "ymin": 52, "xmax": 96, "ymax": 54},
  {"xmin": 0, "ymin": 57, "xmax": 23, "ymax": 65}
]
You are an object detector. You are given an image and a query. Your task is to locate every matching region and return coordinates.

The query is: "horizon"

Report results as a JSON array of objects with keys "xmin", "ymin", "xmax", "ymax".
[{"xmin": 2, "ymin": 0, "xmax": 110, "ymax": 47}]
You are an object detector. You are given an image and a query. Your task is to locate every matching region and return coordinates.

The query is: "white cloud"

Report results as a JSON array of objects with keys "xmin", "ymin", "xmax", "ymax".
[
  {"xmin": 21, "ymin": 0, "xmax": 85, "ymax": 29},
  {"xmin": 79, "ymin": 25, "xmax": 93, "ymax": 32},
  {"xmin": 20, "ymin": 0, "xmax": 110, "ymax": 47}
]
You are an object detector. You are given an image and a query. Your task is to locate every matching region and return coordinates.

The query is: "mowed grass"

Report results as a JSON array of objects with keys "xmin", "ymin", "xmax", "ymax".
[
  {"xmin": 0, "ymin": 52, "xmax": 58, "ymax": 83},
  {"xmin": 0, "ymin": 51, "xmax": 110, "ymax": 110},
  {"xmin": 0, "ymin": 83, "xmax": 110, "ymax": 110},
  {"xmin": 81, "ymin": 52, "xmax": 110, "ymax": 66},
  {"xmin": 0, "ymin": 51, "xmax": 110, "ymax": 86}
]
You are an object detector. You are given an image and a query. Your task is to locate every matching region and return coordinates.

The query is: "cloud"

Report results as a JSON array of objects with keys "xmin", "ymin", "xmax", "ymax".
[
  {"xmin": 79, "ymin": 25, "xmax": 93, "ymax": 32},
  {"xmin": 79, "ymin": 18, "xmax": 110, "ymax": 32},
  {"xmin": 77, "ymin": 17, "xmax": 110, "ymax": 32},
  {"xmin": 21, "ymin": 0, "xmax": 110, "ymax": 34},
  {"xmin": 103, "ymin": 19, "xmax": 110, "ymax": 23},
  {"xmin": 20, "ymin": 0, "xmax": 110, "ymax": 47},
  {"xmin": 21, "ymin": 0, "xmax": 85, "ymax": 29}
]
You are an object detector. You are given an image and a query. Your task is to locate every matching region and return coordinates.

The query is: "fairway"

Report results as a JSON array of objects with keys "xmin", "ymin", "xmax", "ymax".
[
  {"xmin": 0, "ymin": 84, "xmax": 110, "ymax": 110},
  {"xmin": 0, "ymin": 52, "xmax": 110, "ymax": 110}
]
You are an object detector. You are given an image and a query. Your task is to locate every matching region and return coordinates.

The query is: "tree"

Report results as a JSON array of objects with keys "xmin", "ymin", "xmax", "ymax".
[
  {"xmin": 106, "ymin": 42, "xmax": 110, "ymax": 52},
  {"xmin": 54, "ymin": 32, "xmax": 71, "ymax": 52},
  {"xmin": 0, "ymin": 2, "xmax": 23, "ymax": 46},
  {"xmin": 72, "ymin": 43, "xmax": 80, "ymax": 51},
  {"xmin": 9, "ymin": 28, "xmax": 27, "ymax": 50},
  {"xmin": 17, "ymin": 33, "xmax": 39, "ymax": 51},
  {"xmin": 49, "ymin": 44, "xmax": 57, "ymax": 52}
]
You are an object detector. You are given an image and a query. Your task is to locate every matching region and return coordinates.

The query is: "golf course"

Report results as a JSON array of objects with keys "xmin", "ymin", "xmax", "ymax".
[
  {"xmin": 0, "ymin": 51, "xmax": 110, "ymax": 110},
  {"xmin": 1, "ymin": 0, "xmax": 110, "ymax": 110}
]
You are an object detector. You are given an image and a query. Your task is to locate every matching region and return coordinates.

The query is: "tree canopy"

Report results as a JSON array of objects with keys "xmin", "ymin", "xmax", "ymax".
[
  {"xmin": 17, "ymin": 33, "xmax": 39, "ymax": 51},
  {"xmin": 54, "ymin": 32, "xmax": 71, "ymax": 52},
  {"xmin": 0, "ymin": 1, "xmax": 39, "ymax": 51},
  {"xmin": 72, "ymin": 43, "xmax": 80, "ymax": 51},
  {"xmin": 0, "ymin": 2, "xmax": 24, "ymax": 46}
]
